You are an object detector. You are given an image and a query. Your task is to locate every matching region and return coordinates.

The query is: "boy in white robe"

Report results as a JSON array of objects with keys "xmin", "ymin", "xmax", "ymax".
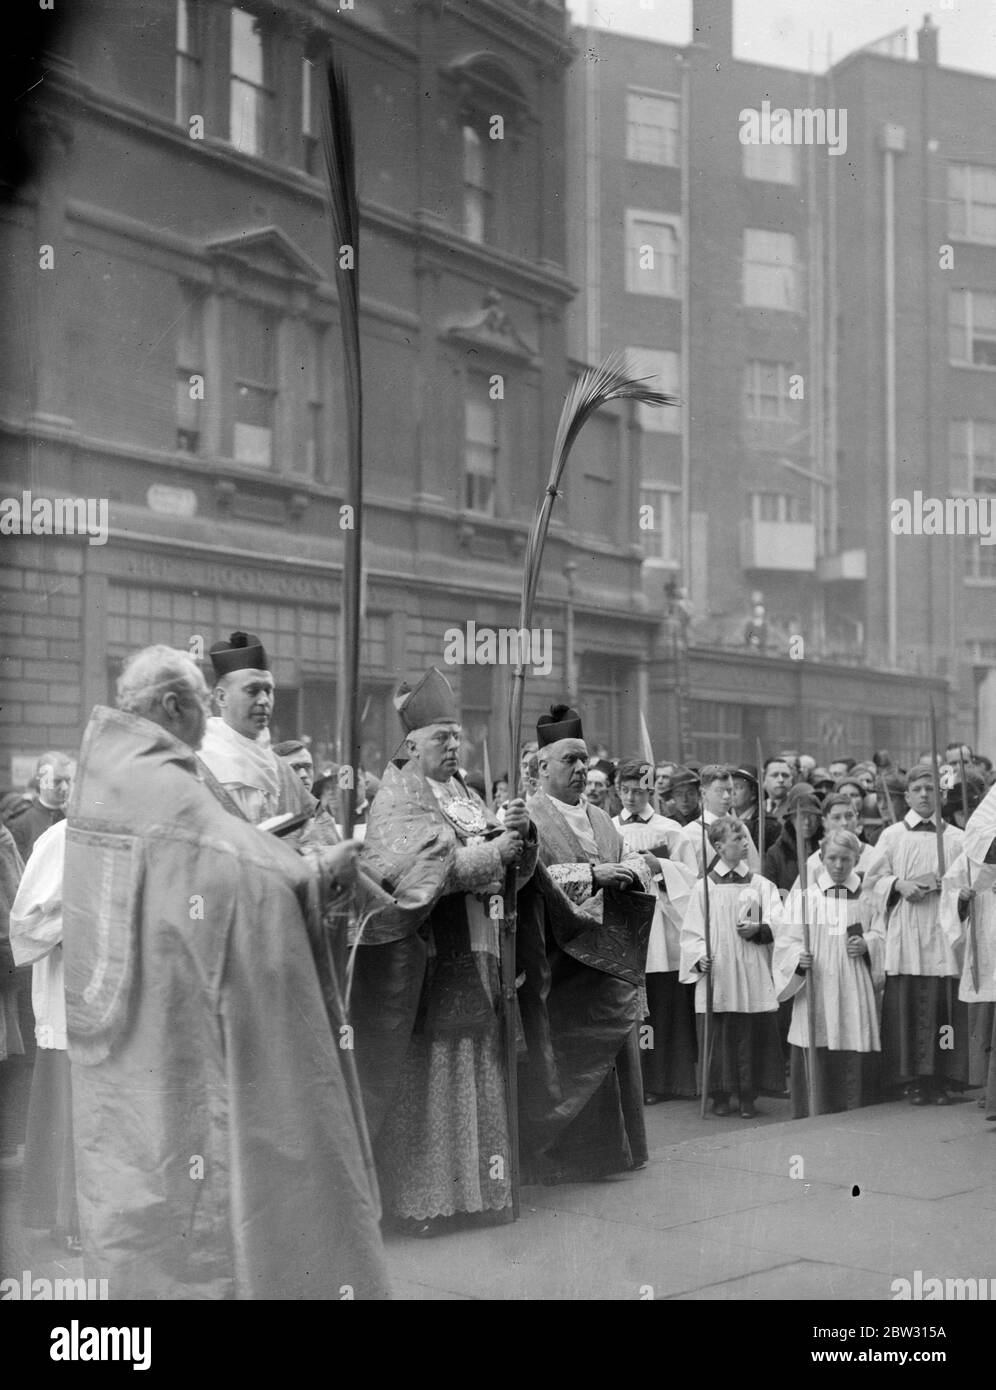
[
  {"xmin": 675, "ymin": 764, "xmax": 762, "ymax": 876},
  {"xmin": 862, "ymin": 764, "xmax": 966, "ymax": 1104},
  {"xmin": 776, "ymin": 829, "xmax": 884, "ymax": 1118},
  {"xmin": 679, "ymin": 816, "xmax": 783, "ymax": 1117},
  {"xmin": 613, "ymin": 759, "xmax": 697, "ymax": 1102}
]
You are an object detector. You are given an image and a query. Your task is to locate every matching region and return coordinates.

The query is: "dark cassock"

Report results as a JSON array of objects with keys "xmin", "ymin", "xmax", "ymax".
[
  {"xmin": 517, "ymin": 704, "xmax": 656, "ymax": 1183},
  {"xmin": 352, "ymin": 667, "xmax": 537, "ymax": 1230},
  {"xmin": 197, "ymin": 632, "xmax": 315, "ymax": 825},
  {"xmin": 62, "ymin": 703, "xmax": 389, "ymax": 1299}
]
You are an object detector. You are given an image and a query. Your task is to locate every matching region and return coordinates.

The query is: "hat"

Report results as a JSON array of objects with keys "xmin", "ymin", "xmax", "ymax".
[
  {"xmin": 784, "ymin": 783, "xmax": 823, "ymax": 815},
  {"xmin": 590, "ymin": 758, "xmax": 616, "ymax": 783},
  {"xmin": 667, "ymin": 765, "xmax": 700, "ymax": 791},
  {"xmin": 905, "ymin": 763, "xmax": 937, "ymax": 788},
  {"xmin": 394, "ymin": 667, "xmax": 460, "ymax": 733},
  {"xmin": 810, "ymin": 767, "xmax": 834, "ymax": 789},
  {"xmin": 536, "ymin": 703, "xmax": 583, "ymax": 747},
  {"xmin": 272, "ymin": 740, "xmax": 307, "ymax": 758},
  {"xmin": 209, "ymin": 631, "xmax": 269, "ymax": 679},
  {"xmin": 731, "ymin": 765, "xmax": 758, "ymax": 787}
]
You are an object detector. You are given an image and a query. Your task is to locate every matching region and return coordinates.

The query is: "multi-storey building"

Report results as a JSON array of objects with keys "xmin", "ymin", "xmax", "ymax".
[
  {"xmin": 0, "ymin": 0, "xmax": 671, "ymax": 783},
  {"xmin": 565, "ymin": 0, "xmax": 979, "ymax": 763}
]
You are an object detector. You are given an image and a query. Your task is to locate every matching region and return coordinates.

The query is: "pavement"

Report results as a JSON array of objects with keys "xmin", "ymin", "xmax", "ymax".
[
  {"xmin": 3, "ymin": 1091, "xmax": 994, "ymax": 1301},
  {"xmin": 383, "ymin": 1091, "xmax": 996, "ymax": 1300}
]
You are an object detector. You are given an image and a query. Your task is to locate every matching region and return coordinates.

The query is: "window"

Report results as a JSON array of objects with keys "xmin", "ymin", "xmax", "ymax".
[
  {"xmin": 175, "ymin": 0, "xmax": 201, "ymax": 128},
  {"xmin": 302, "ymin": 57, "xmax": 319, "ymax": 175},
  {"xmin": 233, "ymin": 301, "xmax": 276, "ymax": 467},
  {"xmin": 629, "ymin": 348, "xmax": 680, "ymax": 433},
  {"xmin": 953, "ymin": 420, "xmax": 996, "ymax": 579},
  {"xmin": 689, "ymin": 699, "xmax": 742, "ymax": 764},
  {"xmin": 743, "ymin": 229, "xmax": 800, "ymax": 311},
  {"xmin": 950, "ymin": 290, "xmax": 996, "ymax": 367},
  {"xmin": 750, "ymin": 491, "xmax": 811, "ymax": 524},
  {"xmin": 626, "ymin": 91, "xmax": 679, "ymax": 166},
  {"xmin": 949, "ymin": 164, "xmax": 996, "ymax": 243},
  {"xmin": 462, "ymin": 124, "xmax": 491, "ymax": 243},
  {"xmin": 951, "ymin": 419, "xmax": 996, "ymax": 491},
  {"xmin": 305, "ymin": 324, "xmax": 325, "ymax": 479},
  {"xmin": 176, "ymin": 285, "xmax": 203, "ymax": 454},
  {"xmin": 230, "ymin": 8, "xmax": 269, "ymax": 157},
  {"xmin": 742, "ymin": 142, "xmax": 797, "ymax": 184},
  {"xmin": 625, "ymin": 212, "xmax": 680, "ymax": 297},
  {"xmin": 639, "ymin": 484, "xmax": 680, "ymax": 563},
  {"xmin": 744, "ymin": 361, "xmax": 796, "ymax": 420},
  {"xmin": 464, "ymin": 377, "xmax": 498, "ymax": 515}
]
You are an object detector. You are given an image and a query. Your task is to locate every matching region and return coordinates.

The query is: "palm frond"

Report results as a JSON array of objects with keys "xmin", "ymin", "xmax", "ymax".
[
  {"xmin": 520, "ymin": 352, "xmax": 678, "ymax": 625},
  {"xmin": 508, "ymin": 351, "xmax": 678, "ymax": 770}
]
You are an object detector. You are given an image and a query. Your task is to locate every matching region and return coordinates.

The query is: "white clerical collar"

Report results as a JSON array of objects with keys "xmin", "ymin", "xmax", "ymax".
[
  {"xmin": 713, "ymin": 861, "xmax": 748, "ymax": 879},
  {"xmin": 618, "ymin": 809, "xmax": 652, "ymax": 824},
  {"xmin": 903, "ymin": 811, "xmax": 937, "ymax": 829},
  {"xmin": 815, "ymin": 868, "xmax": 861, "ymax": 893}
]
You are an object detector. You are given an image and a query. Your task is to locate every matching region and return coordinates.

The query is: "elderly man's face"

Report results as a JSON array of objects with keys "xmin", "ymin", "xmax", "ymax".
[
  {"xmin": 37, "ymin": 756, "xmax": 73, "ymax": 809},
  {"xmin": 408, "ymin": 722, "xmax": 462, "ymax": 782},
  {"xmin": 539, "ymin": 739, "xmax": 588, "ymax": 805},
  {"xmin": 217, "ymin": 670, "xmax": 275, "ymax": 740}
]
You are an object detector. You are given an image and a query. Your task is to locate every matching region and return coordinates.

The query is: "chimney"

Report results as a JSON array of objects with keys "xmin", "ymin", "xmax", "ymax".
[
  {"xmin": 917, "ymin": 13, "xmax": 939, "ymax": 65},
  {"xmin": 692, "ymin": 0, "xmax": 733, "ymax": 55}
]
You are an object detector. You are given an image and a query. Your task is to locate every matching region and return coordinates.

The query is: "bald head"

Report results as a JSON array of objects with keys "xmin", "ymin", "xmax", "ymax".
[{"xmin": 116, "ymin": 644, "xmax": 211, "ymax": 750}]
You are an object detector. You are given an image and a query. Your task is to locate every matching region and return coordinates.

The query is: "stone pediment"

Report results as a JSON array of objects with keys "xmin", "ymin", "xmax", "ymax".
[
  {"xmin": 441, "ymin": 290, "xmax": 538, "ymax": 365},
  {"xmin": 206, "ymin": 227, "xmax": 325, "ymax": 284}
]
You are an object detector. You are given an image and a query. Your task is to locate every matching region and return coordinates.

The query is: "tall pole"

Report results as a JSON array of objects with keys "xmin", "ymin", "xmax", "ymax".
[
  {"xmin": 699, "ymin": 814, "xmax": 713, "ymax": 1119},
  {"xmin": 883, "ymin": 131, "xmax": 901, "ymax": 668},
  {"xmin": 323, "ymin": 64, "xmax": 362, "ymax": 836},
  {"xmin": 795, "ymin": 806, "xmax": 820, "ymax": 1116},
  {"xmin": 957, "ymin": 747, "xmax": 980, "ymax": 994}
]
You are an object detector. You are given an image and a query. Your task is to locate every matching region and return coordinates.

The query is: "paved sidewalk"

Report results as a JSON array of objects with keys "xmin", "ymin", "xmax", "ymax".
[{"xmin": 384, "ymin": 1094, "xmax": 996, "ymax": 1300}]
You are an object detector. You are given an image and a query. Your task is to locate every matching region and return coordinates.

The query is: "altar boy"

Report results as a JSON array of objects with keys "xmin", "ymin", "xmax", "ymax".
[{"xmin": 679, "ymin": 817, "xmax": 782, "ymax": 1118}]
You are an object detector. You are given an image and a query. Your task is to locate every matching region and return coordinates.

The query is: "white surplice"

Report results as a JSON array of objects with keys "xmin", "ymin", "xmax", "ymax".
[
  {"xmin": 939, "ymin": 851, "xmax": 996, "ymax": 1003},
  {"xmin": 862, "ymin": 813, "xmax": 963, "ymax": 977},
  {"xmin": 774, "ymin": 871, "xmax": 884, "ymax": 1051},
  {"xmin": 679, "ymin": 866, "xmax": 781, "ymax": 1014},
  {"xmin": 613, "ymin": 809, "xmax": 695, "ymax": 972}
]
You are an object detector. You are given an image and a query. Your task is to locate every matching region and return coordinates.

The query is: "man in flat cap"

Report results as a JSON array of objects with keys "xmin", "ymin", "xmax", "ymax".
[
  {"xmin": 198, "ymin": 632, "xmax": 313, "ymax": 824},
  {"xmin": 516, "ymin": 704, "xmax": 655, "ymax": 1183},
  {"xmin": 353, "ymin": 667, "xmax": 536, "ymax": 1236}
]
